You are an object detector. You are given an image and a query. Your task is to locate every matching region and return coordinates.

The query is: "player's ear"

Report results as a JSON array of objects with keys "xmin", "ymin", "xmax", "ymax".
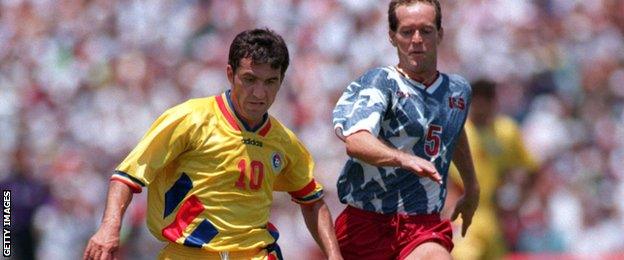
[
  {"xmin": 226, "ymin": 64, "xmax": 234, "ymax": 85},
  {"xmin": 388, "ymin": 31, "xmax": 397, "ymax": 47},
  {"xmin": 437, "ymin": 27, "xmax": 444, "ymax": 43}
]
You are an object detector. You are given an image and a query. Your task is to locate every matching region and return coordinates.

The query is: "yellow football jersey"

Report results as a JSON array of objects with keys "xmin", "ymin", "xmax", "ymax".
[
  {"xmin": 110, "ymin": 91, "xmax": 324, "ymax": 252},
  {"xmin": 451, "ymin": 117, "xmax": 538, "ymax": 208},
  {"xmin": 450, "ymin": 117, "xmax": 538, "ymax": 260}
]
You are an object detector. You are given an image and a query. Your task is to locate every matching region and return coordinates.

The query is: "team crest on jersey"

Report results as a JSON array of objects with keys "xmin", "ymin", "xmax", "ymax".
[{"xmin": 271, "ymin": 152, "xmax": 283, "ymax": 173}]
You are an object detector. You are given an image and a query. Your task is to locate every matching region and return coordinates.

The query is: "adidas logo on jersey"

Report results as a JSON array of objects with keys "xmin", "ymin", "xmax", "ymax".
[{"xmin": 242, "ymin": 138, "xmax": 263, "ymax": 147}]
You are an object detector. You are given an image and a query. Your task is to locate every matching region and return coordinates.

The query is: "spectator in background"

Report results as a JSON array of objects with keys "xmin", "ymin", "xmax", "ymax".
[
  {"xmin": 0, "ymin": 144, "xmax": 49, "ymax": 260},
  {"xmin": 448, "ymin": 79, "xmax": 539, "ymax": 259}
]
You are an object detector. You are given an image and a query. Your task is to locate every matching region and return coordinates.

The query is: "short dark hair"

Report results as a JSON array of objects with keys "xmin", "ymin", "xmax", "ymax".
[
  {"xmin": 471, "ymin": 79, "xmax": 497, "ymax": 100},
  {"xmin": 228, "ymin": 28, "xmax": 290, "ymax": 79},
  {"xmin": 388, "ymin": 0, "xmax": 442, "ymax": 32}
]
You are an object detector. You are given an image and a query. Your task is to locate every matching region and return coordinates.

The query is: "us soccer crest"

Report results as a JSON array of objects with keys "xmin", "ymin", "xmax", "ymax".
[{"xmin": 270, "ymin": 152, "xmax": 283, "ymax": 173}]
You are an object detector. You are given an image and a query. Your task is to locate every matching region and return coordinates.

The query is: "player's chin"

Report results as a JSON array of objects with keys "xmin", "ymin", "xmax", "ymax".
[
  {"xmin": 408, "ymin": 57, "xmax": 424, "ymax": 66},
  {"xmin": 246, "ymin": 103, "xmax": 267, "ymax": 112},
  {"xmin": 247, "ymin": 109, "xmax": 268, "ymax": 119}
]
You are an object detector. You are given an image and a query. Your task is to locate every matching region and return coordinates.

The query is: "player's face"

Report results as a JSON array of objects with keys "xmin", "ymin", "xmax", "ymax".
[
  {"xmin": 227, "ymin": 57, "xmax": 282, "ymax": 128},
  {"xmin": 470, "ymin": 95, "xmax": 495, "ymax": 126},
  {"xmin": 389, "ymin": 2, "xmax": 443, "ymax": 78}
]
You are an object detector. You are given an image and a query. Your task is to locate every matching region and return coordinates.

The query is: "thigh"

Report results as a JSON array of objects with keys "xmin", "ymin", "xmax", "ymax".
[
  {"xmin": 335, "ymin": 207, "xmax": 394, "ymax": 260},
  {"xmin": 397, "ymin": 219, "xmax": 454, "ymax": 260},
  {"xmin": 401, "ymin": 242, "xmax": 452, "ymax": 260}
]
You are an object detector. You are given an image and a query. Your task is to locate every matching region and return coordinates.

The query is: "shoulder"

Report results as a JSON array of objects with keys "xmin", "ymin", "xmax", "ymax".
[
  {"xmin": 444, "ymin": 73, "xmax": 472, "ymax": 94},
  {"xmin": 341, "ymin": 66, "xmax": 400, "ymax": 103},
  {"xmin": 494, "ymin": 115, "xmax": 521, "ymax": 133},
  {"xmin": 268, "ymin": 117, "xmax": 311, "ymax": 153},
  {"xmin": 493, "ymin": 115, "xmax": 524, "ymax": 143},
  {"xmin": 358, "ymin": 66, "xmax": 392, "ymax": 81},
  {"xmin": 164, "ymin": 97, "xmax": 216, "ymax": 123},
  {"xmin": 267, "ymin": 116, "xmax": 299, "ymax": 143},
  {"xmin": 353, "ymin": 66, "xmax": 399, "ymax": 90}
]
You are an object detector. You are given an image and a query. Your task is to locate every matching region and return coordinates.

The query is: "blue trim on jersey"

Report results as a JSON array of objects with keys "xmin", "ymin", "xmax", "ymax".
[
  {"xmin": 225, "ymin": 90, "xmax": 269, "ymax": 132},
  {"xmin": 113, "ymin": 170, "xmax": 145, "ymax": 187},
  {"xmin": 266, "ymin": 243, "xmax": 284, "ymax": 260},
  {"xmin": 183, "ymin": 219, "xmax": 218, "ymax": 248},
  {"xmin": 268, "ymin": 226, "xmax": 279, "ymax": 241},
  {"xmin": 164, "ymin": 173, "xmax": 193, "ymax": 218},
  {"xmin": 295, "ymin": 190, "xmax": 324, "ymax": 202}
]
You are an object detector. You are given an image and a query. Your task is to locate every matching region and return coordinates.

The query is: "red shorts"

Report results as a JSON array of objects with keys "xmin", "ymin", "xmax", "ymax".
[{"xmin": 335, "ymin": 205, "xmax": 453, "ymax": 260}]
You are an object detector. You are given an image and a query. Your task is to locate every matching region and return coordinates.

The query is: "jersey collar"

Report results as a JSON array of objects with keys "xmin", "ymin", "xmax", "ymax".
[
  {"xmin": 215, "ymin": 90, "xmax": 272, "ymax": 136},
  {"xmin": 392, "ymin": 66, "xmax": 443, "ymax": 94}
]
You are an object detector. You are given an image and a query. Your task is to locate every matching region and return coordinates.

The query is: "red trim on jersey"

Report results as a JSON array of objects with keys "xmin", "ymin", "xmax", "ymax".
[
  {"xmin": 216, "ymin": 95, "xmax": 240, "ymax": 131},
  {"xmin": 110, "ymin": 176, "xmax": 142, "ymax": 193},
  {"xmin": 289, "ymin": 180, "xmax": 317, "ymax": 198},
  {"xmin": 162, "ymin": 195, "xmax": 205, "ymax": 242},
  {"xmin": 258, "ymin": 119, "xmax": 272, "ymax": 137}
]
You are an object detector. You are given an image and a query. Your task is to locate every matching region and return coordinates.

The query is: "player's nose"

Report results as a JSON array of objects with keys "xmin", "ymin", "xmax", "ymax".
[
  {"xmin": 252, "ymin": 85, "xmax": 267, "ymax": 99},
  {"xmin": 411, "ymin": 31, "xmax": 423, "ymax": 44}
]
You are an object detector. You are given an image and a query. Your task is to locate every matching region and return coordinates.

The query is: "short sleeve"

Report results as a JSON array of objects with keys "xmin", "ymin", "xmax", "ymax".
[
  {"xmin": 112, "ymin": 103, "xmax": 200, "ymax": 192},
  {"xmin": 273, "ymin": 136, "xmax": 324, "ymax": 204},
  {"xmin": 332, "ymin": 68, "xmax": 391, "ymax": 141}
]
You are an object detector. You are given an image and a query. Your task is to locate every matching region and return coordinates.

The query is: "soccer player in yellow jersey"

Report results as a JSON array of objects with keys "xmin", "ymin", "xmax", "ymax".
[
  {"xmin": 448, "ymin": 79, "xmax": 538, "ymax": 260},
  {"xmin": 83, "ymin": 28, "xmax": 343, "ymax": 260}
]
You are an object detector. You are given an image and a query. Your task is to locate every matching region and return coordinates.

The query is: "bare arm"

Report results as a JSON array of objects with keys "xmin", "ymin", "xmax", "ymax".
[
  {"xmin": 450, "ymin": 128, "xmax": 480, "ymax": 236},
  {"xmin": 300, "ymin": 199, "xmax": 342, "ymax": 260},
  {"xmin": 344, "ymin": 130, "xmax": 442, "ymax": 183},
  {"xmin": 83, "ymin": 180, "xmax": 134, "ymax": 260}
]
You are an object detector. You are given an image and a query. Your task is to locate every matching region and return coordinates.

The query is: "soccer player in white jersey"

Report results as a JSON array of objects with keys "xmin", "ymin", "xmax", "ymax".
[{"xmin": 332, "ymin": 1, "xmax": 480, "ymax": 259}]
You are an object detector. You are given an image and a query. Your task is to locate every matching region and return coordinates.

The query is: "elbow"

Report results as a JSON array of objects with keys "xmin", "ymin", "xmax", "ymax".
[
  {"xmin": 345, "ymin": 145, "xmax": 356, "ymax": 158},
  {"xmin": 344, "ymin": 131, "xmax": 370, "ymax": 159},
  {"xmin": 345, "ymin": 143, "xmax": 361, "ymax": 158},
  {"xmin": 344, "ymin": 135, "xmax": 362, "ymax": 158}
]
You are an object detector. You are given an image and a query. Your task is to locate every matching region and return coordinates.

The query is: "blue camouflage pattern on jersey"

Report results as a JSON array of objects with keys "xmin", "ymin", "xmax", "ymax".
[{"xmin": 332, "ymin": 66, "xmax": 472, "ymax": 214}]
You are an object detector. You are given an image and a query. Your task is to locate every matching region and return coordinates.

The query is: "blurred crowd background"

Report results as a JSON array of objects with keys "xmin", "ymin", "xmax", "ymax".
[{"xmin": 1, "ymin": 0, "xmax": 623, "ymax": 259}]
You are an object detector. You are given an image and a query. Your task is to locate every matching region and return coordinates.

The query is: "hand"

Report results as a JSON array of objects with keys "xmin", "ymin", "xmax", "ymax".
[
  {"xmin": 451, "ymin": 190, "xmax": 479, "ymax": 237},
  {"xmin": 83, "ymin": 224, "xmax": 120, "ymax": 260},
  {"xmin": 399, "ymin": 153, "xmax": 442, "ymax": 184}
]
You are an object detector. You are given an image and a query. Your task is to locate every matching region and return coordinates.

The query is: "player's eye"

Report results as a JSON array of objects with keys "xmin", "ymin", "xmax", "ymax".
[
  {"xmin": 242, "ymin": 76, "xmax": 255, "ymax": 84},
  {"xmin": 266, "ymin": 79, "xmax": 278, "ymax": 86},
  {"xmin": 401, "ymin": 29, "xmax": 414, "ymax": 36}
]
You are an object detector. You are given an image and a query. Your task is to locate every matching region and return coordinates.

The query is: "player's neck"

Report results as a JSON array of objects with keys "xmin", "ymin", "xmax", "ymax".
[
  {"xmin": 229, "ymin": 97, "xmax": 264, "ymax": 130},
  {"xmin": 395, "ymin": 66, "xmax": 439, "ymax": 87}
]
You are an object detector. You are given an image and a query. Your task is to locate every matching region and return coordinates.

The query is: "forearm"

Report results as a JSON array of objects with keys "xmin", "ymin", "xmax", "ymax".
[
  {"xmin": 452, "ymin": 129, "xmax": 479, "ymax": 194},
  {"xmin": 84, "ymin": 180, "xmax": 134, "ymax": 259},
  {"xmin": 101, "ymin": 180, "xmax": 134, "ymax": 230},
  {"xmin": 300, "ymin": 200, "xmax": 341, "ymax": 258},
  {"xmin": 346, "ymin": 130, "xmax": 441, "ymax": 183},
  {"xmin": 345, "ymin": 130, "xmax": 404, "ymax": 167}
]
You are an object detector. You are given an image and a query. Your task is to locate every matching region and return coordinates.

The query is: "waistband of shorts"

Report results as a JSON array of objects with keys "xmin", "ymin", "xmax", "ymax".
[
  {"xmin": 345, "ymin": 205, "xmax": 441, "ymax": 222},
  {"xmin": 160, "ymin": 242, "xmax": 262, "ymax": 259}
]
